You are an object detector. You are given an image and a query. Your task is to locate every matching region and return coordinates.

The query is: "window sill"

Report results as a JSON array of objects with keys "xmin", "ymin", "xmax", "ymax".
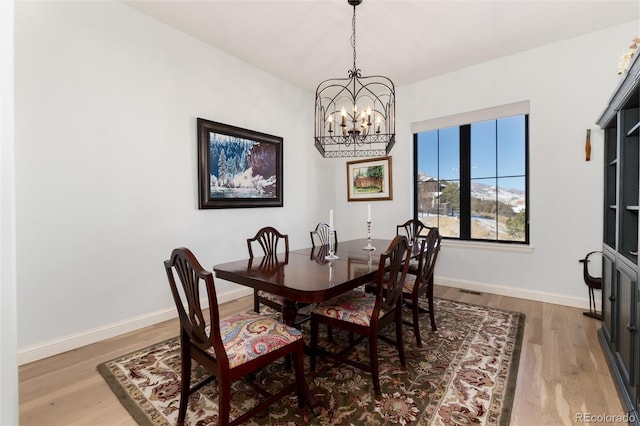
[{"xmin": 442, "ymin": 239, "xmax": 534, "ymax": 254}]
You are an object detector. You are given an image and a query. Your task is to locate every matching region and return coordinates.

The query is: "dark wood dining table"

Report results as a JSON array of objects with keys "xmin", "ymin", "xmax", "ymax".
[{"xmin": 213, "ymin": 238, "xmax": 394, "ymax": 326}]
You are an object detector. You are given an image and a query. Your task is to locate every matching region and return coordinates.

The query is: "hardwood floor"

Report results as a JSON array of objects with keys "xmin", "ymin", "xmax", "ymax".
[
  {"xmin": 434, "ymin": 287, "xmax": 626, "ymax": 426},
  {"xmin": 19, "ymin": 287, "xmax": 626, "ymax": 425}
]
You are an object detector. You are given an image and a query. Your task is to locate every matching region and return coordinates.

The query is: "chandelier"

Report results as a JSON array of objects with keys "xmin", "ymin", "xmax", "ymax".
[{"xmin": 314, "ymin": 0, "xmax": 396, "ymax": 158}]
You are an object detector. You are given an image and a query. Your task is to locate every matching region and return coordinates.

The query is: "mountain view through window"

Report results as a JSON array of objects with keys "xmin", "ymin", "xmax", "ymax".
[{"xmin": 415, "ymin": 114, "xmax": 528, "ymax": 243}]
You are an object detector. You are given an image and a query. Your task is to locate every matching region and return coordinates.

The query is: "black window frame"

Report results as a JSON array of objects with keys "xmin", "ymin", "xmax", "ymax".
[{"xmin": 412, "ymin": 114, "xmax": 530, "ymax": 244}]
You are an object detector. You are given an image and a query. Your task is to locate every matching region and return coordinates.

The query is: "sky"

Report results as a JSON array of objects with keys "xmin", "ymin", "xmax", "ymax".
[{"xmin": 416, "ymin": 115, "xmax": 526, "ymax": 191}]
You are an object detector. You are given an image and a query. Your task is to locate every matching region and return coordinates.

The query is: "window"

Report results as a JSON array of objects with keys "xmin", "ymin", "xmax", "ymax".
[{"xmin": 412, "ymin": 103, "xmax": 529, "ymax": 244}]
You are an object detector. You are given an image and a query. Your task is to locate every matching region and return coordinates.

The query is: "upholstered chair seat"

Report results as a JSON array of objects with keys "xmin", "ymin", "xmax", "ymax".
[
  {"xmin": 205, "ymin": 312, "xmax": 303, "ymax": 369},
  {"xmin": 312, "ymin": 290, "xmax": 388, "ymax": 326}
]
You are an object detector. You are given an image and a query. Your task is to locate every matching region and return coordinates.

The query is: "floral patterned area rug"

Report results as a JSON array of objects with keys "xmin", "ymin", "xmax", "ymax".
[{"xmin": 97, "ymin": 298, "xmax": 524, "ymax": 425}]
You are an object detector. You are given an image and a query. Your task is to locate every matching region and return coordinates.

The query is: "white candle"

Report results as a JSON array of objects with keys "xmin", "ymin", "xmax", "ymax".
[
  {"xmin": 367, "ymin": 204, "xmax": 371, "ymax": 222},
  {"xmin": 330, "ymin": 209, "xmax": 334, "ymax": 229}
]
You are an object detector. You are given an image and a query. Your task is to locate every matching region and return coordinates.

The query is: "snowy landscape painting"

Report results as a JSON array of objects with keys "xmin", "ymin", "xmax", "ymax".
[{"xmin": 197, "ymin": 118, "xmax": 283, "ymax": 209}]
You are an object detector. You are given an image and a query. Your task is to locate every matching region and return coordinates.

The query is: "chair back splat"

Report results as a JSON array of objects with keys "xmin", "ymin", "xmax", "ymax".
[
  {"xmin": 165, "ymin": 248, "xmax": 223, "ymax": 362},
  {"xmin": 378, "ymin": 236, "xmax": 411, "ymax": 313},
  {"xmin": 247, "ymin": 226, "xmax": 310, "ymax": 322},
  {"xmin": 396, "ymin": 218, "xmax": 428, "ymax": 244},
  {"xmin": 248, "ymin": 226, "xmax": 289, "ymax": 262},
  {"xmin": 310, "ymin": 222, "xmax": 338, "ymax": 248},
  {"xmin": 164, "ymin": 247, "xmax": 306, "ymax": 426}
]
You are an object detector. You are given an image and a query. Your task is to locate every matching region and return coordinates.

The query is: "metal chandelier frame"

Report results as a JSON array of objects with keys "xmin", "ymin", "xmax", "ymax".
[{"xmin": 314, "ymin": 0, "xmax": 396, "ymax": 158}]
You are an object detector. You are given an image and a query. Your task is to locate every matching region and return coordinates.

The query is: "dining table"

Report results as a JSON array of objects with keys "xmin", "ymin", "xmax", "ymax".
[{"xmin": 213, "ymin": 237, "xmax": 417, "ymax": 327}]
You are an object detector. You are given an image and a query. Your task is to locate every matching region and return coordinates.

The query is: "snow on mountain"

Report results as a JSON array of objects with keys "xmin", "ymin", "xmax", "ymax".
[
  {"xmin": 418, "ymin": 173, "xmax": 525, "ymax": 212},
  {"xmin": 470, "ymin": 182, "xmax": 525, "ymax": 206}
]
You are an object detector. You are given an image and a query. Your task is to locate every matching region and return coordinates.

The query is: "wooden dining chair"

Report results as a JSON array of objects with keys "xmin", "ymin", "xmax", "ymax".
[
  {"xmin": 310, "ymin": 222, "xmax": 337, "ymax": 248},
  {"xmin": 247, "ymin": 226, "xmax": 290, "ymax": 315},
  {"xmin": 309, "ymin": 235, "xmax": 412, "ymax": 396},
  {"xmin": 164, "ymin": 247, "xmax": 306, "ymax": 426},
  {"xmin": 402, "ymin": 227, "xmax": 442, "ymax": 346}
]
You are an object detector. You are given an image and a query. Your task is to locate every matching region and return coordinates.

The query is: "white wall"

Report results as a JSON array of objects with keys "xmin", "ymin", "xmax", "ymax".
[
  {"xmin": 1, "ymin": 0, "xmax": 18, "ymax": 422},
  {"xmin": 335, "ymin": 21, "xmax": 639, "ymax": 307},
  {"xmin": 14, "ymin": 1, "xmax": 332, "ymax": 363},
  {"xmin": 14, "ymin": 1, "xmax": 639, "ymax": 364}
]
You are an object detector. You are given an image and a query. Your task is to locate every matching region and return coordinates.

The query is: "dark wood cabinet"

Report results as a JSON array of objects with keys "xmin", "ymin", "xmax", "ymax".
[{"xmin": 597, "ymin": 51, "xmax": 640, "ymax": 424}]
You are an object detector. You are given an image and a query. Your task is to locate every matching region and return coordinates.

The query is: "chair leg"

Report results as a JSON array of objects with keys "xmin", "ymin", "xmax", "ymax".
[
  {"xmin": 395, "ymin": 307, "xmax": 406, "ymax": 367},
  {"xmin": 411, "ymin": 299, "xmax": 422, "ymax": 347},
  {"xmin": 177, "ymin": 340, "xmax": 191, "ymax": 426},
  {"xmin": 310, "ymin": 317, "xmax": 318, "ymax": 372},
  {"xmin": 218, "ymin": 377, "xmax": 231, "ymax": 426},
  {"xmin": 253, "ymin": 290, "xmax": 260, "ymax": 313},
  {"xmin": 369, "ymin": 334, "xmax": 381, "ymax": 396},
  {"xmin": 428, "ymin": 284, "xmax": 437, "ymax": 331},
  {"xmin": 292, "ymin": 341, "xmax": 306, "ymax": 408}
]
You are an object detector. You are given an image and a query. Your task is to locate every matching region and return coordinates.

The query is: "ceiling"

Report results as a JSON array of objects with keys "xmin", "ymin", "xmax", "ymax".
[{"xmin": 122, "ymin": 0, "xmax": 639, "ymax": 91}]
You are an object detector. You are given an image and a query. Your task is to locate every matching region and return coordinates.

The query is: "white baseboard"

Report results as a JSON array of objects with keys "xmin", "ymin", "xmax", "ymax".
[
  {"xmin": 435, "ymin": 276, "xmax": 597, "ymax": 311},
  {"xmin": 17, "ymin": 287, "xmax": 253, "ymax": 366},
  {"xmin": 19, "ymin": 278, "xmax": 596, "ymax": 366}
]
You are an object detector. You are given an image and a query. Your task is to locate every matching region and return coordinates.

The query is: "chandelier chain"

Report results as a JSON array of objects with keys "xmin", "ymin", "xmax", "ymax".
[{"xmin": 351, "ymin": 4, "xmax": 357, "ymax": 71}]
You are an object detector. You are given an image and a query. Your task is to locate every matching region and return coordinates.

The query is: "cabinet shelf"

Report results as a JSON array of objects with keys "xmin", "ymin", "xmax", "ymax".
[
  {"xmin": 610, "ymin": 159, "xmax": 618, "ymax": 166},
  {"xmin": 627, "ymin": 121, "xmax": 640, "ymax": 137},
  {"xmin": 627, "ymin": 206, "xmax": 640, "ymax": 211}
]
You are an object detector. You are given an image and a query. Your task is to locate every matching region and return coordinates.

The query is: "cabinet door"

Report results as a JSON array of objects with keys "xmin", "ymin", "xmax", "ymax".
[
  {"xmin": 615, "ymin": 260, "xmax": 638, "ymax": 404},
  {"xmin": 602, "ymin": 249, "xmax": 616, "ymax": 345}
]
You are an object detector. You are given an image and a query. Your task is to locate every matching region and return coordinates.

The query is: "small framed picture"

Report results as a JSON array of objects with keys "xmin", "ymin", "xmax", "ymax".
[
  {"xmin": 197, "ymin": 118, "xmax": 283, "ymax": 209},
  {"xmin": 346, "ymin": 156, "xmax": 393, "ymax": 201}
]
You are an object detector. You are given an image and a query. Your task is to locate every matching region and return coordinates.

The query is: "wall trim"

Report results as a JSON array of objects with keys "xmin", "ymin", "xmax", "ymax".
[
  {"xmin": 18, "ymin": 276, "xmax": 595, "ymax": 366},
  {"xmin": 17, "ymin": 287, "xmax": 253, "ymax": 366},
  {"xmin": 436, "ymin": 276, "xmax": 595, "ymax": 310},
  {"xmin": 442, "ymin": 239, "xmax": 535, "ymax": 253}
]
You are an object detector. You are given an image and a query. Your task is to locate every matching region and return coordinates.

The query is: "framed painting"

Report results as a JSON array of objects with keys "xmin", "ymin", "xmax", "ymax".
[
  {"xmin": 197, "ymin": 118, "xmax": 283, "ymax": 209},
  {"xmin": 346, "ymin": 156, "xmax": 393, "ymax": 201}
]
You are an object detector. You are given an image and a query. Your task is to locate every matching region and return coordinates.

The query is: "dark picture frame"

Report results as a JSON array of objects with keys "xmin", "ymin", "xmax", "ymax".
[
  {"xmin": 346, "ymin": 156, "xmax": 393, "ymax": 201},
  {"xmin": 197, "ymin": 118, "xmax": 283, "ymax": 209}
]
